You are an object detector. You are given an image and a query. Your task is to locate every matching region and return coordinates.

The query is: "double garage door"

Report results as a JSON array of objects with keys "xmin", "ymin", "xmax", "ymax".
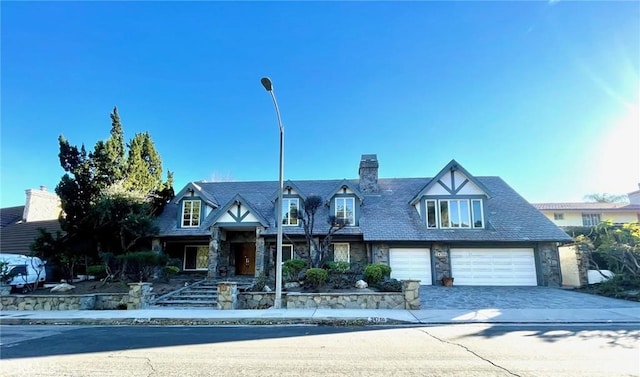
[
  {"xmin": 389, "ymin": 247, "xmax": 538, "ymax": 286},
  {"xmin": 451, "ymin": 248, "xmax": 537, "ymax": 286}
]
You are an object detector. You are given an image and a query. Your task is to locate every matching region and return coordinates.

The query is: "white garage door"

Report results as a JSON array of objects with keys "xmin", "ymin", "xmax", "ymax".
[
  {"xmin": 389, "ymin": 248, "xmax": 432, "ymax": 285},
  {"xmin": 450, "ymin": 248, "xmax": 537, "ymax": 286}
]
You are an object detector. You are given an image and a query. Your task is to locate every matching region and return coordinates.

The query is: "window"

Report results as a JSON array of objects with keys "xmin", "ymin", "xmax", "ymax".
[
  {"xmin": 282, "ymin": 198, "xmax": 299, "ymax": 226},
  {"xmin": 426, "ymin": 200, "xmax": 437, "ymax": 228},
  {"xmin": 554, "ymin": 213, "xmax": 564, "ymax": 220},
  {"xmin": 582, "ymin": 213, "xmax": 601, "ymax": 227},
  {"xmin": 184, "ymin": 246, "xmax": 209, "ymax": 270},
  {"xmin": 439, "ymin": 199, "xmax": 471, "ymax": 228},
  {"xmin": 335, "ymin": 197, "xmax": 355, "ymax": 225},
  {"xmin": 281, "ymin": 244, "xmax": 295, "ymax": 261},
  {"xmin": 182, "ymin": 200, "xmax": 201, "ymax": 227},
  {"xmin": 332, "ymin": 243, "xmax": 350, "ymax": 263},
  {"xmin": 427, "ymin": 198, "xmax": 484, "ymax": 229}
]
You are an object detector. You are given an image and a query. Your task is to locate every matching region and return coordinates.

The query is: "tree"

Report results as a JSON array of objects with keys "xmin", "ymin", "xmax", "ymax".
[
  {"xmin": 583, "ymin": 193, "xmax": 628, "ymax": 203},
  {"xmin": 36, "ymin": 107, "xmax": 173, "ymax": 278},
  {"xmin": 292, "ymin": 195, "xmax": 348, "ymax": 268}
]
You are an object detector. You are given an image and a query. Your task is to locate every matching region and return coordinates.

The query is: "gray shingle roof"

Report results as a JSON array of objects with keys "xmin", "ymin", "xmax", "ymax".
[{"xmin": 156, "ymin": 175, "xmax": 572, "ymax": 243}]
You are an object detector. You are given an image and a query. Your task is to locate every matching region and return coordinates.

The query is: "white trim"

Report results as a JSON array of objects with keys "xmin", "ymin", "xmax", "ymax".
[
  {"xmin": 182, "ymin": 200, "xmax": 201, "ymax": 227},
  {"xmin": 282, "ymin": 244, "xmax": 295, "ymax": 261},
  {"xmin": 183, "ymin": 245, "xmax": 209, "ymax": 271},
  {"xmin": 282, "ymin": 198, "xmax": 299, "ymax": 226},
  {"xmin": 335, "ymin": 197, "xmax": 355, "ymax": 225}
]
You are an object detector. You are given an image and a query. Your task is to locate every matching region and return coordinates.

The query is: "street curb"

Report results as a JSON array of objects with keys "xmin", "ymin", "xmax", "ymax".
[{"xmin": 0, "ymin": 318, "xmax": 412, "ymax": 326}]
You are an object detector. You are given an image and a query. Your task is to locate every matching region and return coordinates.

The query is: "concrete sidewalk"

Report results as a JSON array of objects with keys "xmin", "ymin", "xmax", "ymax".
[{"xmin": 2, "ymin": 306, "xmax": 640, "ymax": 326}]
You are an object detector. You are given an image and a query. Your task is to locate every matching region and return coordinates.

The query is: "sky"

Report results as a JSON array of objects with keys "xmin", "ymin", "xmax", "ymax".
[{"xmin": 1, "ymin": 1, "xmax": 639, "ymax": 208}]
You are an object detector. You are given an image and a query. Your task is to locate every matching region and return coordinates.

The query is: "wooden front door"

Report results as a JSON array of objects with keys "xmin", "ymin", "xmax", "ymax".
[{"xmin": 234, "ymin": 243, "xmax": 256, "ymax": 275}]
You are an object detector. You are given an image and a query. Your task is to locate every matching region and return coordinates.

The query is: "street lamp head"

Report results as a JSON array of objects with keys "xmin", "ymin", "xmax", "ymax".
[{"xmin": 260, "ymin": 77, "xmax": 273, "ymax": 92}]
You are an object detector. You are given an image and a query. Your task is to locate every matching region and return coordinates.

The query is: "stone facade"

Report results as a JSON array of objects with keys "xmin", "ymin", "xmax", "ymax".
[
  {"xmin": 537, "ymin": 243, "xmax": 562, "ymax": 287},
  {"xmin": 217, "ymin": 281, "xmax": 238, "ymax": 310},
  {"xmin": 238, "ymin": 292, "xmax": 274, "ymax": 309},
  {"xmin": 575, "ymin": 243, "xmax": 591, "ymax": 287},
  {"xmin": 372, "ymin": 243, "xmax": 389, "ymax": 265},
  {"xmin": 0, "ymin": 283, "xmax": 153, "ymax": 311},
  {"xmin": 358, "ymin": 154, "xmax": 379, "ymax": 194},
  {"xmin": 402, "ymin": 280, "xmax": 421, "ymax": 310},
  {"xmin": 286, "ymin": 291, "xmax": 405, "ymax": 309},
  {"xmin": 432, "ymin": 243, "xmax": 451, "ymax": 284},
  {"xmin": 208, "ymin": 227, "xmax": 222, "ymax": 278}
]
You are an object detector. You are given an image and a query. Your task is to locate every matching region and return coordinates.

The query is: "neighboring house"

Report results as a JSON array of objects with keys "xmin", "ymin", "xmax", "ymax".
[
  {"xmin": 154, "ymin": 155, "xmax": 571, "ymax": 286},
  {"xmin": 0, "ymin": 187, "xmax": 63, "ymax": 255},
  {"xmin": 532, "ymin": 187, "xmax": 640, "ymax": 227}
]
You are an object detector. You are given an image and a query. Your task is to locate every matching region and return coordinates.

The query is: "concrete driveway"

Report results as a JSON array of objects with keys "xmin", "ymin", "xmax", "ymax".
[{"xmin": 419, "ymin": 286, "xmax": 640, "ymax": 310}]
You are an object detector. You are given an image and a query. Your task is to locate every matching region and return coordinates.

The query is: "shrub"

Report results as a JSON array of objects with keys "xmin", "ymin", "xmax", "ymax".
[
  {"xmin": 116, "ymin": 251, "xmax": 168, "ymax": 282},
  {"xmin": 282, "ymin": 259, "xmax": 307, "ymax": 282},
  {"xmin": 305, "ymin": 268, "xmax": 328, "ymax": 289},
  {"xmin": 86, "ymin": 265, "xmax": 107, "ymax": 278},
  {"xmin": 376, "ymin": 278, "xmax": 403, "ymax": 292},
  {"xmin": 326, "ymin": 261, "xmax": 350, "ymax": 274},
  {"xmin": 164, "ymin": 265, "xmax": 180, "ymax": 276},
  {"xmin": 363, "ymin": 264, "xmax": 392, "ymax": 285}
]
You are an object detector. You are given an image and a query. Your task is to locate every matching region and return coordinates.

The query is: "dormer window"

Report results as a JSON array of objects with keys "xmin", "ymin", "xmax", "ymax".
[
  {"xmin": 335, "ymin": 197, "xmax": 355, "ymax": 225},
  {"xmin": 182, "ymin": 200, "xmax": 201, "ymax": 227},
  {"xmin": 424, "ymin": 198, "xmax": 484, "ymax": 229},
  {"xmin": 282, "ymin": 198, "xmax": 299, "ymax": 226}
]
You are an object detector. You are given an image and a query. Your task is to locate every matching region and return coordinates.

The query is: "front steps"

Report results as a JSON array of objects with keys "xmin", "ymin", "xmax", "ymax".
[{"xmin": 152, "ymin": 278, "xmax": 254, "ymax": 308}]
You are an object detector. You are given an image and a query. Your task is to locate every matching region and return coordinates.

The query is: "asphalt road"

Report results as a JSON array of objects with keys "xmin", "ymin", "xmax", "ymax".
[{"xmin": 1, "ymin": 324, "xmax": 638, "ymax": 376}]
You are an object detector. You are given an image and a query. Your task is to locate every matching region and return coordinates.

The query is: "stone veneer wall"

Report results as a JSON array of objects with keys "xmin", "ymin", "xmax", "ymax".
[
  {"xmin": 432, "ymin": 243, "xmax": 451, "ymax": 284},
  {"xmin": 537, "ymin": 242, "xmax": 562, "ymax": 287},
  {"xmin": 237, "ymin": 280, "xmax": 421, "ymax": 310},
  {"xmin": 575, "ymin": 243, "xmax": 591, "ymax": 287},
  {"xmin": 372, "ymin": 243, "xmax": 389, "ymax": 265},
  {"xmin": 0, "ymin": 283, "xmax": 152, "ymax": 311}
]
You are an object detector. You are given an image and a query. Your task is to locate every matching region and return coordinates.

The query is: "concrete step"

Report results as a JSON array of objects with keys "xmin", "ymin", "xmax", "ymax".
[{"xmin": 153, "ymin": 300, "xmax": 218, "ymax": 307}]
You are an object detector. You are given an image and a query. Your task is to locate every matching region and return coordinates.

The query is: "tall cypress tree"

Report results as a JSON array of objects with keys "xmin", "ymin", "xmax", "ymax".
[{"xmin": 124, "ymin": 132, "xmax": 164, "ymax": 194}]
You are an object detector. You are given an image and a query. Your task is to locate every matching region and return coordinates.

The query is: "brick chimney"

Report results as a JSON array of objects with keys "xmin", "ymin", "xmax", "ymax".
[
  {"xmin": 358, "ymin": 154, "xmax": 379, "ymax": 194},
  {"xmin": 23, "ymin": 186, "xmax": 62, "ymax": 222}
]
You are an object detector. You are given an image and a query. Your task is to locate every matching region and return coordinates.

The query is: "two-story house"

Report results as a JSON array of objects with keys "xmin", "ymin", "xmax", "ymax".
[
  {"xmin": 532, "ymin": 186, "xmax": 640, "ymax": 227},
  {"xmin": 153, "ymin": 155, "xmax": 571, "ymax": 286}
]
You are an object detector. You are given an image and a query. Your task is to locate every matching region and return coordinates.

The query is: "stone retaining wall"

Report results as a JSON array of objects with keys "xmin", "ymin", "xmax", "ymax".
[
  {"xmin": 236, "ymin": 280, "xmax": 421, "ymax": 310},
  {"xmin": 0, "ymin": 283, "xmax": 151, "ymax": 311}
]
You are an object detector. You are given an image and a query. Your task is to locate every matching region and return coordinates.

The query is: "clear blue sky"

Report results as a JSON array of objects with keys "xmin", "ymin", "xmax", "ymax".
[{"xmin": 2, "ymin": 1, "xmax": 638, "ymax": 208}]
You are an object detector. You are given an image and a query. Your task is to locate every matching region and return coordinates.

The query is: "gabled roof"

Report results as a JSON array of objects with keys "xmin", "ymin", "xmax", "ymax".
[
  {"xmin": 327, "ymin": 179, "xmax": 364, "ymax": 203},
  {"xmin": 155, "ymin": 175, "xmax": 571, "ymax": 243},
  {"xmin": 532, "ymin": 202, "xmax": 640, "ymax": 211},
  {"xmin": 173, "ymin": 182, "xmax": 219, "ymax": 208},
  {"xmin": 205, "ymin": 193, "xmax": 269, "ymax": 228},
  {"xmin": 270, "ymin": 180, "xmax": 308, "ymax": 201},
  {"xmin": 410, "ymin": 159, "xmax": 492, "ymax": 205}
]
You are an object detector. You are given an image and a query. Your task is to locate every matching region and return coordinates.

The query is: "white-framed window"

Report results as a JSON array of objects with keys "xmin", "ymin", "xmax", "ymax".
[
  {"xmin": 554, "ymin": 213, "xmax": 564, "ymax": 220},
  {"xmin": 332, "ymin": 243, "xmax": 350, "ymax": 263},
  {"xmin": 335, "ymin": 197, "xmax": 355, "ymax": 225},
  {"xmin": 426, "ymin": 200, "xmax": 437, "ymax": 228},
  {"xmin": 184, "ymin": 245, "xmax": 209, "ymax": 270},
  {"xmin": 182, "ymin": 200, "xmax": 201, "ymax": 227},
  {"xmin": 282, "ymin": 198, "xmax": 299, "ymax": 226},
  {"xmin": 582, "ymin": 213, "xmax": 601, "ymax": 227},
  {"xmin": 282, "ymin": 244, "xmax": 295, "ymax": 261},
  {"xmin": 426, "ymin": 198, "xmax": 484, "ymax": 229}
]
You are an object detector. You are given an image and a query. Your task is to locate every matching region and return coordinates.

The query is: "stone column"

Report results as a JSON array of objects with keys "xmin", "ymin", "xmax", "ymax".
[
  {"xmin": 127, "ymin": 282, "xmax": 153, "ymax": 310},
  {"xmin": 255, "ymin": 226, "xmax": 265, "ymax": 277},
  {"xmin": 217, "ymin": 282, "xmax": 238, "ymax": 310},
  {"xmin": 432, "ymin": 243, "xmax": 451, "ymax": 284},
  {"xmin": 538, "ymin": 243, "xmax": 561, "ymax": 287},
  {"xmin": 372, "ymin": 243, "xmax": 389, "ymax": 264},
  {"xmin": 402, "ymin": 280, "xmax": 421, "ymax": 310},
  {"xmin": 208, "ymin": 227, "xmax": 221, "ymax": 279}
]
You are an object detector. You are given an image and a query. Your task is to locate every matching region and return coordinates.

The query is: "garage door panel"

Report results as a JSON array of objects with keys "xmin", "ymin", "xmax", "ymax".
[
  {"xmin": 451, "ymin": 248, "xmax": 537, "ymax": 286},
  {"xmin": 389, "ymin": 248, "xmax": 432, "ymax": 285}
]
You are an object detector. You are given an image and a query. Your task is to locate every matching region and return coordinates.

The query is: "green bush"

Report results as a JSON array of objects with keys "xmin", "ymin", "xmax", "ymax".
[
  {"xmin": 376, "ymin": 278, "xmax": 403, "ymax": 292},
  {"xmin": 326, "ymin": 261, "xmax": 350, "ymax": 274},
  {"xmin": 86, "ymin": 265, "xmax": 107, "ymax": 278},
  {"xmin": 305, "ymin": 268, "xmax": 328, "ymax": 288},
  {"xmin": 364, "ymin": 264, "xmax": 392, "ymax": 285},
  {"xmin": 164, "ymin": 265, "xmax": 180, "ymax": 276},
  {"xmin": 282, "ymin": 259, "xmax": 307, "ymax": 282}
]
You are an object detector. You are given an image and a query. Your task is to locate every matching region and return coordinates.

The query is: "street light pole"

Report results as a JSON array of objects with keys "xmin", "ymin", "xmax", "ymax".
[{"xmin": 260, "ymin": 77, "xmax": 284, "ymax": 309}]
